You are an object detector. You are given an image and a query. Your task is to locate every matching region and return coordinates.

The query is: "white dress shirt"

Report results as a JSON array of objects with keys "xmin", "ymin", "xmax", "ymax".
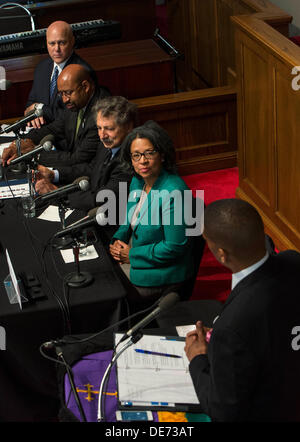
[{"xmin": 231, "ymin": 252, "xmax": 269, "ymax": 290}]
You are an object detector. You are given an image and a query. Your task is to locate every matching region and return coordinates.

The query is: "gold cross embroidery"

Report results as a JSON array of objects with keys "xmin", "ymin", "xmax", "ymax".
[{"xmin": 76, "ymin": 383, "xmax": 118, "ymax": 402}]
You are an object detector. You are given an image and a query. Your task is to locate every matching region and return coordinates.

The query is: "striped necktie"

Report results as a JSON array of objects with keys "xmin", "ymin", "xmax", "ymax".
[
  {"xmin": 50, "ymin": 66, "xmax": 59, "ymax": 98},
  {"xmin": 103, "ymin": 149, "xmax": 113, "ymax": 166}
]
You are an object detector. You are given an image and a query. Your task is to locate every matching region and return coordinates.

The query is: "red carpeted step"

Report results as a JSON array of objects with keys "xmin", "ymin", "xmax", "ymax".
[{"xmin": 182, "ymin": 167, "xmax": 239, "ymax": 303}]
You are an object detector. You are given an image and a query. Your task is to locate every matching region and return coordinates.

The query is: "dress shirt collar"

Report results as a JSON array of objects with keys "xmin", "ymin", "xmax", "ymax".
[
  {"xmin": 111, "ymin": 146, "xmax": 120, "ymax": 159},
  {"xmin": 52, "ymin": 55, "xmax": 72, "ymax": 76},
  {"xmin": 231, "ymin": 252, "xmax": 269, "ymax": 290}
]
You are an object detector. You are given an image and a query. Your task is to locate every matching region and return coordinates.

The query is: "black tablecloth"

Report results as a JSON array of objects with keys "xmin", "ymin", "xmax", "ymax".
[{"xmin": 0, "ymin": 196, "xmax": 127, "ymax": 421}]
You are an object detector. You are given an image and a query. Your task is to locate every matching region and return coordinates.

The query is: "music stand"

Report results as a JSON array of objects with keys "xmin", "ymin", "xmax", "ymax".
[{"xmin": 0, "ymin": 2, "xmax": 35, "ymax": 36}]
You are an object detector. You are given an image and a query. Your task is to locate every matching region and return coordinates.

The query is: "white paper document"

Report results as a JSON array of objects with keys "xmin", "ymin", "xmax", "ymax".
[
  {"xmin": 115, "ymin": 334, "xmax": 199, "ymax": 407},
  {"xmin": 60, "ymin": 245, "xmax": 99, "ymax": 263},
  {"xmin": 0, "ymin": 178, "xmax": 30, "ymax": 199},
  {"xmin": 38, "ymin": 205, "xmax": 73, "ymax": 222},
  {"xmin": 176, "ymin": 324, "xmax": 196, "ymax": 337}
]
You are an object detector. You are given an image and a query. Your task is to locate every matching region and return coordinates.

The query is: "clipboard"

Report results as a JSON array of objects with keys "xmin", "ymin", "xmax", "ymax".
[{"xmin": 114, "ymin": 333, "xmax": 202, "ymax": 413}]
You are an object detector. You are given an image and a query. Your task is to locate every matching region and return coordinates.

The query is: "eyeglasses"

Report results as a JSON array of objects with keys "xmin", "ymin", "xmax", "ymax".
[
  {"xmin": 131, "ymin": 150, "xmax": 158, "ymax": 162},
  {"xmin": 57, "ymin": 83, "xmax": 82, "ymax": 98}
]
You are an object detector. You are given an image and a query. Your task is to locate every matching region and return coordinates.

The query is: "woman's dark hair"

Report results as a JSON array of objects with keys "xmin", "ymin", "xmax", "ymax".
[{"xmin": 121, "ymin": 120, "xmax": 177, "ymax": 174}]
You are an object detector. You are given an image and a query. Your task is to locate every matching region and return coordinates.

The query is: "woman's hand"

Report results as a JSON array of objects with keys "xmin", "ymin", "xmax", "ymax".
[{"xmin": 109, "ymin": 240, "xmax": 131, "ymax": 264}]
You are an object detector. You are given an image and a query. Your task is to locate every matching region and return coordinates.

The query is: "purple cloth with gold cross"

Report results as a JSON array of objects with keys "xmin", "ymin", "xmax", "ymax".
[
  {"xmin": 64, "ymin": 350, "xmax": 117, "ymax": 422},
  {"xmin": 64, "ymin": 350, "xmax": 160, "ymax": 422}
]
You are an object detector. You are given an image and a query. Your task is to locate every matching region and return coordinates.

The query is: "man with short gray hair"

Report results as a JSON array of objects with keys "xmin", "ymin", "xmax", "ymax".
[{"xmin": 35, "ymin": 96, "xmax": 138, "ymax": 215}]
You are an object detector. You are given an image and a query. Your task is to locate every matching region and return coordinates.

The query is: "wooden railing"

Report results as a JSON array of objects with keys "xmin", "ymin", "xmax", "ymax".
[{"xmin": 232, "ymin": 13, "xmax": 300, "ymax": 251}]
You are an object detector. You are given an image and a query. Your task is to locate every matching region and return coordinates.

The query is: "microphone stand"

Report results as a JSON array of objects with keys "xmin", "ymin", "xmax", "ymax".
[
  {"xmin": 97, "ymin": 332, "xmax": 143, "ymax": 422},
  {"xmin": 51, "ymin": 200, "xmax": 76, "ymax": 250},
  {"xmin": 64, "ymin": 238, "xmax": 94, "ymax": 288},
  {"xmin": 55, "ymin": 344, "xmax": 87, "ymax": 422},
  {"xmin": 9, "ymin": 128, "xmax": 26, "ymax": 174}
]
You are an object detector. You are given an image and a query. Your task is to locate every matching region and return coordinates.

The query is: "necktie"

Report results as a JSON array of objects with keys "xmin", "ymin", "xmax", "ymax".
[
  {"xmin": 50, "ymin": 66, "xmax": 59, "ymax": 98},
  {"xmin": 103, "ymin": 149, "xmax": 112, "ymax": 166},
  {"xmin": 75, "ymin": 109, "xmax": 84, "ymax": 139}
]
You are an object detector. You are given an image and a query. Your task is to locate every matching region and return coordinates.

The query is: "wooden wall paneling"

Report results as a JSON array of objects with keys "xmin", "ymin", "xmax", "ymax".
[
  {"xmin": 216, "ymin": 0, "xmax": 255, "ymax": 86},
  {"xmin": 236, "ymin": 33, "xmax": 274, "ymax": 207},
  {"xmin": 273, "ymin": 60, "xmax": 300, "ymax": 244},
  {"xmin": 166, "ymin": 0, "xmax": 292, "ymax": 90},
  {"xmin": 132, "ymin": 86, "xmax": 238, "ymax": 175},
  {"xmin": 189, "ymin": 0, "xmax": 220, "ymax": 88},
  {"xmin": 165, "ymin": 0, "xmax": 194, "ymax": 91},
  {"xmin": 233, "ymin": 15, "xmax": 300, "ymax": 251}
]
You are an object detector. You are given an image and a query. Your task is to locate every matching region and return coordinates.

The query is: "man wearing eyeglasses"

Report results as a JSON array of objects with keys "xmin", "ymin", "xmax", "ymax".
[
  {"xmin": 24, "ymin": 20, "xmax": 101, "ymax": 129},
  {"xmin": 2, "ymin": 64, "xmax": 110, "ymax": 169}
]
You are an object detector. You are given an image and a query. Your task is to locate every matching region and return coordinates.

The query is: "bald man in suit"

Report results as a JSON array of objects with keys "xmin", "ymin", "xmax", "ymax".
[{"xmin": 25, "ymin": 20, "xmax": 102, "ymax": 128}]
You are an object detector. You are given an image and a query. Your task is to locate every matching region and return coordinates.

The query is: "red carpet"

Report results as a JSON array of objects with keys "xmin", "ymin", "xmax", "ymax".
[{"xmin": 182, "ymin": 167, "xmax": 239, "ymax": 303}]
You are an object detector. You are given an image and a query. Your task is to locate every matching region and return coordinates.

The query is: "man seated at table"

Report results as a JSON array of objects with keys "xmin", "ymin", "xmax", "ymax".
[
  {"xmin": 25, "ymin": 20, "xmax": 101, "ymax": 129},
  {"xmin": 35, "ymin": 96, "xmax": 138, "ymax": 241},
  {"xmin": 184, "ymin": 198, "xmax": 300, "ymax": 422},
  {"xmin": 1, "ymin": 64, "xmax": 110, "ymax": 169}
]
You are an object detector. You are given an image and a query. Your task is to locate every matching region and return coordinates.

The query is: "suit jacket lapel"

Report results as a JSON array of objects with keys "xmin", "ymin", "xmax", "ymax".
[{"xmin": 69, "ymin": 111, "xmax": 78, "ymax": 148}]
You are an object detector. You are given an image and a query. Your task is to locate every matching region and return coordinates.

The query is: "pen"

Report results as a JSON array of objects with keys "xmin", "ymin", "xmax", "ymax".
[
  {"xmin": 134, "ymin": 349, "xmax": 182, "ymax": 358},
  {"xmin": 160, "ymin": 336, "xmax": 185, "ymax": 342}
]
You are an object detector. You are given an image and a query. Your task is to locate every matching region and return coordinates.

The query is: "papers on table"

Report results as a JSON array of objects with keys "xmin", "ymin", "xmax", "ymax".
[
  {"xmin": 0, "ymin": 178, "xmax": 30, "ymax": 199},
  {"xmin": 37, "ymin": 205, "xmax": 74, "ymax": 222},
  {"xmin": 115, "ymin": 334, "xmax": 200, "ymax": 409},
  {"xmin": 0, "ymin": 124, "xmax": 33, "ymax": 139},
  {"xmin": 60, "ymin": 246, "xmax": 99, "ymax": 263}
]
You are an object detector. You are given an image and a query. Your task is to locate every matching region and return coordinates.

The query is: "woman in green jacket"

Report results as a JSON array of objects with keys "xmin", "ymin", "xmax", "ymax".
[{"xmin": 109, "ymin": 121, "xmax": 201, "ymax": 308}]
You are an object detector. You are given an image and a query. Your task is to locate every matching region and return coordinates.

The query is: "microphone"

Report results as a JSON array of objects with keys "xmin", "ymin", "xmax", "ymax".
[
  {"xmin": 119, "ymin": 292, "xmax": 180, "ymax": 343},
  {"xmin": 9, "ymin": 134, "xmax": 54, "ymax": 165},
  {"xmin": 0, "ymin": 106, "xmax": 43, "ymax": 135},
  {"xmin": 36, "ymin": 176, "xmax": 90, "ymax": 204},
  {"xmin": 53, "ymin": 206, "xmax": 102, "ymax": 238}
]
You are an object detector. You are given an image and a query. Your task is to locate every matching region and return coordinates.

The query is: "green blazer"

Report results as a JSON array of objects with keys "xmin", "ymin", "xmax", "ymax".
[{"xmin": 112, "ymin": 169, "xmax": 194, "ymax": 287}]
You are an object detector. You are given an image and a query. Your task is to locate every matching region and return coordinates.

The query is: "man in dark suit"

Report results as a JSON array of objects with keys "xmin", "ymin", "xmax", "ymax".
[
  {"xmin": 185, "ymin": 198, "xmax": 300, "ymax": 421},
  {"xmin": 2, "ymin": 64, "xmax": 110, "ymax": 169},
  {"xmin": 34, "ymin": 96, "xmax": 138, "ymax": 239},
  {"xmin": 24, "ymin": 20, "xmax": 100, "ymax": 128}
]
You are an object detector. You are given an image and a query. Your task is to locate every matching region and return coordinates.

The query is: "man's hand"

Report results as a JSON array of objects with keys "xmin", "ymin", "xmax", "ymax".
[
  {"xmin": 109, "ymin": 239, "xmax": 131, "ymax": 264},
  {"xmin": 1, "ymin": 138, "xmax": 35, "ymax": 165},
  {"xmin": 35, "ymin": 179, "xmax": 57, "ymax": 195},
  {"xmin": 36, "ymin": 165, "xmax": 55, "ymax": 182},
  {"xmin": 184, "ymin": 321, "xmax": 209, "ymax": 362},
  {"xmin": 25, "ymin": 104, "xmax": 45, "ymax": 129}
]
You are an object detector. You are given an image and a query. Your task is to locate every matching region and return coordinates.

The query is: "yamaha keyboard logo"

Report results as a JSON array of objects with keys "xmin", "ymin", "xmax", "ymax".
[{"xmin": 0, "ymin": 41, "xmax": 24, "ymax": 54}]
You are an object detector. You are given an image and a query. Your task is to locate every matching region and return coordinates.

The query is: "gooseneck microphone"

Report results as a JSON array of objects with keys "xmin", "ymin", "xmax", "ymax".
[
  {"xmin": 9, "ymin": 134, "xmax": 55, "ymax": 165},
  {"xmin": 118, "ymin": 292, "xmax": 180, "ymax": 343},
  {"xmin": 35, "ymin": 176, "xmax": 90, "ymax": 204},
  {"xmin": 52, "ymin": 207, "xmax": 106, "ymax": 238},
  {"xmin": 0, "ymin": 106, "xmax": 43, "ymax": 135}
]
